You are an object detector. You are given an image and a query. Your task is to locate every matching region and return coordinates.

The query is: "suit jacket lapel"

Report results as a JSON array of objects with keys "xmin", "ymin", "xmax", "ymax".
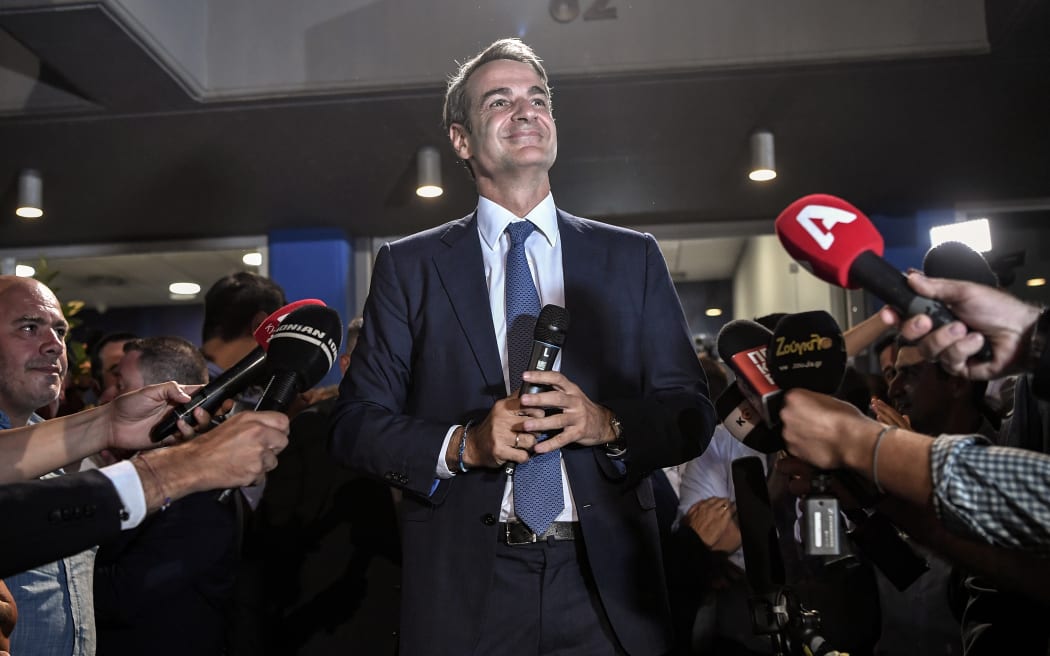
[
  {"xmin": 558, "ymin": 211, "xmax": 609, "ymax": 394},
  {"xmin": 433, "ymin": 213, "xmax": 506, "ymax": 401}
]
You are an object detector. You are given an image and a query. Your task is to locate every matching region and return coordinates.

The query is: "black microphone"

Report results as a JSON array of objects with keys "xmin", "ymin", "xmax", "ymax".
[
  {"xmin": 715, "ymin": 382, "xmax": 784, "ymax": 454},
  {"xmin": 255, "ymin": 305, "xmax": 342, "ymax": 413},
  {"xmin": 922, "ymin": 241, "xmax": 998, "ymax": 287},
  {"xmin": 149, "ymin": 346, "xmax": 268, "ymax": 442},
  {"xmin": 506, "ymin": 304, "xmax": 570, "ymax": 475},
  {"xmin": 519, "ymin": 304, "xmax": 570, "ymax": 396},
  {"xmin": 766, "ymin": 310, "xmax": 847, "ymax": 395},
  {"xmin": 717, "ymin": 320, "xmax": 782, "ymax": 427},
  {"xmin": 732, "ymin": 456, "xmax": 785, "ymax": 594}
]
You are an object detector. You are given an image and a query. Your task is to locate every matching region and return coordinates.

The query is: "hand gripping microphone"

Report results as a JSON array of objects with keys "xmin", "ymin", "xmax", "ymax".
[
  {"xmin": 506, "ymin": 304, "xmax": 570, "ymax": 475},
  {"xmin": 717, "ymin": 319, "xmax": 783, "ymax": 428},
  {"xmin": 149, "ymin": 299, "xmax": 327, "ymax": 441},
  {"xmin": 715, "ymin": 382, "xmax": 784, "ymax": 454},
  {"xmin": 775, "ymin": 194, "xmax": 992, "ymax": 361},
  {"xmin": 255, "ymin": 304, "xmax": 342, "ymax": 413}
]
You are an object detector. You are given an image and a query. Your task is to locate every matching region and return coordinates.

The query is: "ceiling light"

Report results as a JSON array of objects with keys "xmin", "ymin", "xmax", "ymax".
[
  {"xmin": 416, "ymin": 146, "xmax": 443, "ymax": 198},
  {"xmin": 15, "ymin": 264, "xmax": 35, "ymax": 277},
  {"xmin": 1027, "ymin": 277, "xmax": 1046, "ymax": 287},
  {"xmin": 929, "ymin": 218, "xmax": 992, "ymax": 253},
  {"xmin": 168, "ymin": 282, "xmax": 201, "ymax": 295},
  {"xmin": 705, "ymin": 308, "xmax": 723, "ymax": 317},
  {"xmin": 242, "ymin": 252, "xmax": 263, "ymax": 266},
  {"xmin": 748, "ymin": 131, "xmax": 776, "ymax": 182},
  {"xmin": 15, "ymin": 169, "xmax": 43, "ymax": 218}
]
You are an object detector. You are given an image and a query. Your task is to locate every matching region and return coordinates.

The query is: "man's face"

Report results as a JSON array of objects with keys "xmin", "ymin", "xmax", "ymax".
[
  {"xmin": 878, "ymin": 343, "xmax": 898, "ymax": 386},
  {"xmin": 0, "ymin": 280, "xmax": 68, "ymax": 422},
  {"xmin": 450, "ymin": 59, "xmax": 557, "ymax": 180},
  {"xmin": 114, "ymin": 349, "xmax": 146, "ymax": 396},
  {"xmin": 99, "ymin": 339, "xmax": 131, "ymax": 391},
  {"xmin": 887, "ymin": 345, "xmax": 951, "ymax": 434}
]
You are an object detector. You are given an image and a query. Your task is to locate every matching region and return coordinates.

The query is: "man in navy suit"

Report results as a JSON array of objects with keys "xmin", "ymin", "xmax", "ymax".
[{"xmin": 331, "ymin": 38, "xmax": 715, "ymax": 656}]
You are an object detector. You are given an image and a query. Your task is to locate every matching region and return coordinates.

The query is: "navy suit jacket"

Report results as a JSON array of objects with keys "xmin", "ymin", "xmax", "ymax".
[
  {"xmin": 0, "ymin": 470, "xmax": 122, "ymax": 578},
  {"xmin": 330, "ymin": 210, "xmax": 715, "ymax": 655}
]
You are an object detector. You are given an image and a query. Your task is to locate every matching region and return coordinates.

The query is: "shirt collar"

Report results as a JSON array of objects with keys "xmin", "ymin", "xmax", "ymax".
[{"xmin": 476, "ymin": 192, "xmax": 559, "ymax": 251}]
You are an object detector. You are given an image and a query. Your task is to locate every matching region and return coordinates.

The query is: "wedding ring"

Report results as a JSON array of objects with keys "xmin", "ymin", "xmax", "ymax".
[{"xmin": 514, "ymin": 435, "xmax": 521, "ymax": 449}]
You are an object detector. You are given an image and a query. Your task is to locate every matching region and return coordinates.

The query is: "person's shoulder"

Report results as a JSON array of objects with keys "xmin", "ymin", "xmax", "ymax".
[
  {"xmin": 557, "ymin": 210, "xmax": 653, "ymax": 244},
  {"xmin": 386, "ymin": 214, "xmax": 475, "ymax": 255}
]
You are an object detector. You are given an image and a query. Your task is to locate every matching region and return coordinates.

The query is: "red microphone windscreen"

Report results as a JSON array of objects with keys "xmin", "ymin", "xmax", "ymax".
[
  {"xmin": 775, "ymin": 194, "xmax": 884, "ymax": 289},
  {"xmin": 253, "ymin": 298, "xmax": 327, "ymax": 350}
]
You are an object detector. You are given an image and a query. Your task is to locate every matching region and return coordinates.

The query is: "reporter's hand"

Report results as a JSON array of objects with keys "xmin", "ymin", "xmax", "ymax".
[
  {"xmin": 684, "ymin": 497, "xmax": 741, "ymax": 553},
  {"xmin": 883, "ymin": 273, "xmax": 1041, "ymax": 380},
  {"xmin": 780, "ymin": 388, "xmax": 879, "ymax": 470}
]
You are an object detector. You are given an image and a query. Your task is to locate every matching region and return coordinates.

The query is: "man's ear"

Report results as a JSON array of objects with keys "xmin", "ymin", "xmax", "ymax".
[
  {"xmin": 249, "ymin": 310, "xmax": 269, "ymax": 334},
  {"xmin": 449, "ymin": 124, "xmax": 472, "ymax": 161}
]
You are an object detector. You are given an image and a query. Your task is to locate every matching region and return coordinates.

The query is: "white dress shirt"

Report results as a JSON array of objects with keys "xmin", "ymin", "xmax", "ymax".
[{"xmin": 435, "ymin": 193, "xmax": 577, "ymax": 523}]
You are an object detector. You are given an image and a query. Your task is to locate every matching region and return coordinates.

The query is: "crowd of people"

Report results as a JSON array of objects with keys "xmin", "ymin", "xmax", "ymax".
[{"xmin": 2, "ymin": 37, "xmax": 1048, "ymax": 656}]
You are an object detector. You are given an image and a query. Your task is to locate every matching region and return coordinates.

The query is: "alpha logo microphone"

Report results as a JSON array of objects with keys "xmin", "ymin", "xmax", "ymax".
[
  {"xmin": 793, "ymin": 203, "xmax": 858, "ymax": 252},
  {"xmin": 776, "ymin": 194, "xmax": 992, "ymax": 362}
]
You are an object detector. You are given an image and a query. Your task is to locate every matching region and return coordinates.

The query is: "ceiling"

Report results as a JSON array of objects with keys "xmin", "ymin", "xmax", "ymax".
[{"xmin": 0, "ymin": 0, "xmax": 1047, "ymax": 308}]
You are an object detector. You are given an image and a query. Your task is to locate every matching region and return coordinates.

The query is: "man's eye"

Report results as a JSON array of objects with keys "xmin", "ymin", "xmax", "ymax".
[
  {"xmin": 532, "ymin": 98, "xmax": 547, "ymax": 107},
  {"xmin": 489, "ymin": 99, "xmax": 507, "ymax": 108}
]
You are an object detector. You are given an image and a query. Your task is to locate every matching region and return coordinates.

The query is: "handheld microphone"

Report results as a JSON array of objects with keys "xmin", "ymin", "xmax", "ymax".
[
  {"xmin": 775, "ymin": 194, "xmax": 992, "ymax": 361},
  {"xmin": 922, "ymin": 241, "xmax": 998, "ymax": 287},
  {"xmin": 255, "ymin": 305, "xmax": 342, "ymax": 413},
  {"xmin": 149, "ymin": 299, "xmax": 327, "ymax": 441},
  {"xmin": 519, "ymin": 304, "xmax": 570, "ymax": 396},
  {"xmin": 732, "ymin": 455, "xmax": 786, "ymax": 594},
  {"xmin": 717, "ymin": 320, "xmax": 783, "ymax": 428},
  {"xmin": 766, "ymin": 310, "xmax": 847, "ymax": 395},
  {"xmin": 506, "ymin": 304, "xmax": 570, "ymax": 475},
  {"xmin": 715, "ymin": 382, "xmax": 784, "ymax": 454}
]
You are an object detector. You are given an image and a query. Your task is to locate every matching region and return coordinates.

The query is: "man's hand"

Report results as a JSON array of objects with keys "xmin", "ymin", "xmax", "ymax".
[
  {"xmin": 107, "ymin": 382, "xmax": 233, "ymax": 451},
  {"xmin": 518, "ymin": 371, "xmax": 616, "ymax": 453},
  {"xmin": 0, "ymin": 580, "xmax": 15, "ymax": 653},
  {"xmin": 456, "ymin": 397, "xmax": 544, "ymax": 470},
  {"xmin": 134, "ymin": 410, "xmax": 290, "ymax": 511},
  {"xmin": 780, "ymin": 388, "xmax": 880, "ymax": 471},
  {"xmin": 870, "ymin": 398, "xmax": 911, "ymax": 430},
  {"xmin": 884, "ymin": 272, "xmax": 1041, "ymax": 380},
  {"xmin": 684, "ymin": 497, "xmax": 741, "ymax": 553}
]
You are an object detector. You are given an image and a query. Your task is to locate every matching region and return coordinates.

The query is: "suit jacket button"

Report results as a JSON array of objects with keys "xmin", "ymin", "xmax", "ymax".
[{"xmin": 481, "ymin": 513, "xmax": 496, "ymax": 526}]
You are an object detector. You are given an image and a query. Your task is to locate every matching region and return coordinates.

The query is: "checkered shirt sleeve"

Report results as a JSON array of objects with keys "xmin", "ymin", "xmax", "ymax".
[{"xmin": 930, "ymin": 434, "xmax": 1050, "ymax": 556}]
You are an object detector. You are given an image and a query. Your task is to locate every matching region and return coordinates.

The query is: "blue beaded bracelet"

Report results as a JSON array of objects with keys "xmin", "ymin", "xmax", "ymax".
[{"xmin": 457, "ymin": 420, "xmax": 474, "ymax": 474}]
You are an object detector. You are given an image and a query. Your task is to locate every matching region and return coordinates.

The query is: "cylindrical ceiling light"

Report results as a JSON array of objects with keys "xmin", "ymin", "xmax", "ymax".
[
  {"xmin": 16, "ymin": 169, "xmax": 43, "ymax": 218},
  {"xmin": 748, "ymin": 131, "xmax": 776, "ymax": 182},
  {"xmin": 416, "ymin": 146, "xmax": 443, "ymax": 198}
]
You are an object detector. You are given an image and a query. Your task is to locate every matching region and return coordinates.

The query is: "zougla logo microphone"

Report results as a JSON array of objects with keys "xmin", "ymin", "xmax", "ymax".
[
  {"xmin": 149, "ymin": 299, "xmax": 327, "ymax": 441},
  {"xmin": 775, "ymin": 194, "xmax": 992, "ymax": 361}
]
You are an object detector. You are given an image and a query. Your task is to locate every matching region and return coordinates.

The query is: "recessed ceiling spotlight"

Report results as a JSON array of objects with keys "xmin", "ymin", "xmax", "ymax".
[
  {"xmin": 1026, "ymin": 278, "xmax": 1046, "ymax": 287},
  {"xmin": 169, "ymin": 282, "xmax": 201, "ymax": 296},
  {"xmin": 242, "ymin": 252, "xmax": 263, "ymax": 266},
  {"xmin": 15, "ymin": 264, "xmax": 35, "ymax": 277},
  {"xmin": 705, "ymin": 308, "xmax": 723, "ymax": 317}
]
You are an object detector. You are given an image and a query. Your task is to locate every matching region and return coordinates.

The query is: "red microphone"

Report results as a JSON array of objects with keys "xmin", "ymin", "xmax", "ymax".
[{"xmin": 775, "ymin": 194, "xmax": 991, "ymax": 361}]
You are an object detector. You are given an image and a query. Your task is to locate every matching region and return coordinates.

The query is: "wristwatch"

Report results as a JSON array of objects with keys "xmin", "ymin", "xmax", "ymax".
[{"xmin": 604, "ymin": 414, "xmax": 627, "ymax": 458}]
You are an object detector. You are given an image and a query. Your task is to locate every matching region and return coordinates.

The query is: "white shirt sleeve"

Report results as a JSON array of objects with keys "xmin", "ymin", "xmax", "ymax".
[{"xmin": 98, "ymin": 459, "xmax": 147, "ymax": 530}]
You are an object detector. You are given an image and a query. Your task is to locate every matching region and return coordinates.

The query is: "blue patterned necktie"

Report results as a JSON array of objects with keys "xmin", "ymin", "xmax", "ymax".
[{"xmin": 505, "ymin": 220, "xmax": 564, "ymax": 535}]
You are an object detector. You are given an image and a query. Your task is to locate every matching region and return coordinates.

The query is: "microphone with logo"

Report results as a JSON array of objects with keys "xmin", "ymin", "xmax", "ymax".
[
  {"xmin": 506, "ymin": 304, "xmax": 570, "ymax": 475},
  {"xmin": 149, "ymin": 299, "xmax": 327, "ymax": 441},
  {"xmin": 255, "ymin": 304, "xmax": 342, "ymax": 413},
  {"xmin": 716, "ymin": 319, "xmax": 784, "ymax": 430},
  {"xmin": 775, "ymin": 194, "xmax": 992, "ymax": 361}
]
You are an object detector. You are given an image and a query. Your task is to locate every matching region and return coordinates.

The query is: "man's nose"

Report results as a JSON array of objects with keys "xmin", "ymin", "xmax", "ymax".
[{"xmin": 41, "ymin": 329, "xmax": 65, "ymax": 354}]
